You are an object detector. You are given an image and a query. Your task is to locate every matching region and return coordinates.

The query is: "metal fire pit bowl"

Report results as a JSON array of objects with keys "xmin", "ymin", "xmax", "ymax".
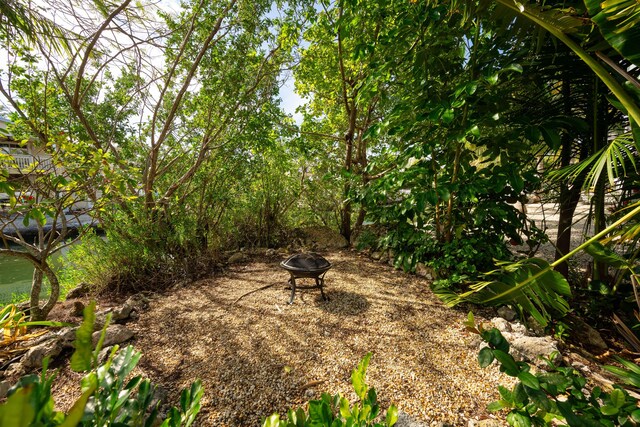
[{"xmin": 280, "ymin": 253, "xmax": 331, "ymax": 304}]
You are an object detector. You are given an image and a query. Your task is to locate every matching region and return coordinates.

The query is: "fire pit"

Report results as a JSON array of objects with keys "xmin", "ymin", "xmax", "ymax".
[{"xmin": 280, "ymin": 253, "xmax": 331, "ymax": 304}]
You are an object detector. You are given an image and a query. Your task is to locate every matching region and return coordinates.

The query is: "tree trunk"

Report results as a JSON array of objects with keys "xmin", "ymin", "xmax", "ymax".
[
  {"xmin": 340, "ymin": 103, "xmax": 358, "ymax": 243},
  {"xmin": 29, "ymin": 268, "xmax": 44, "ymax": 321},
  {"xmin": 28, "ymin": 261, "xmax": 60, "ymax": 321},
  {"xmin": 554, "ymin": 78, "xmax": 582, "ymax": 278}
]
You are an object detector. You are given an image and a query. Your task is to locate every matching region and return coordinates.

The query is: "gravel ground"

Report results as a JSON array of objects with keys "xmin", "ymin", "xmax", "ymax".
[{"xmin": 52, "ymin": 250, "xmax": 512, "ymax": 426}]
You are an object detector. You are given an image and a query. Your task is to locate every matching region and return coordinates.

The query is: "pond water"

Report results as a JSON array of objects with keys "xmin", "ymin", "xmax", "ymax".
[
  {"xmin": 0, "ymin": 246, "xmax": 72, "ymax": 303},
  {"xmin": 0, "ymin": 253, "xmax": 35, "ymax": 302}
]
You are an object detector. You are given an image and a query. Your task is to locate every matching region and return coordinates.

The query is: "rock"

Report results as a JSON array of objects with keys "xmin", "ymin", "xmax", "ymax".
[
  {"xmin": 565, "ymin": 315, "xmax": 608, "ymax": 353},
  {"xmin": 490, "ymin": 317, "xmax": 511, "ymax": 333},
  {"xmin": 510, "ymin": 322, "xmax": 528, "ymax": 335},
  {"xmin": 0, "ymin": 381, "xmax": 10, "ymax": 400},
  {"xmin": 526, "ymin": 316, "xmax": 545, "ymax": 336},
  {"xmin": 111, "ymin": 301, "xmax": 134, "ymax": 322},
  {"xmin": 97, "ymin": 346, "xmax": 114, "ymax": 364},
  {"xmin": 395, "ymin": 410, "xmax": 429, "ymax": 427},
  {"xmin": 72, "ymin": 301, "xmax": 85, "ymax": 317},
  {"xmin": 415, "ymin": 263, "xmax": 434, "ymax": 280},
  {"xmin": 527, "ymin": 193, "xmax": 541, "ymax": 204},
  {"xmin": 22, "ymin": 338, "xmax": 64, "ymax": 369},
  {"xmin": 371, "ymin": 251, "xmax": 382, "ymax": 261},
  {"xmin": 4, "ymin": 363, "xmax": 24, "ymax": 378},
  {"xmin": 304, "ymin": 389, "xmax": 315, "ymax": 398},
  {"xmin": 66, "ymin": 282, "xmax": 89, "ymax": 299},
  {"xmin": 265, "ymin": 248, "xmax": 277, "ymax": 257},
  {"xmin": 57, "ymin": 327, "xmax": 77, "ymax": 345},
  {"xmin": 228, "ymin": 252, "xmax": 247, "ymax": 264},
  {"xmin": 126, "ymin": 294, "xmax": 150, "ymax": 311},
  {"xmin": 298, "ymin": 226, "xmax": 349, "ymax": 250},
  {"xmin": 379, "ymin": 252, "xmax": 390, "ymax": 264},
  {"xmin": 497, "ymin": 306, "xmax": 517, "ymax": 321},
  {"xmin": 92, "ymin": 325, "xmax": 134, "ymax": 347},
  {"xmin": 504, "ymin": 333, "xmax": 558, "ymax": 366}
]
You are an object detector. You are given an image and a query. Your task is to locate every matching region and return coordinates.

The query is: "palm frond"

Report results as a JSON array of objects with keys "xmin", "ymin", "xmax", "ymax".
[
  {"xmin": 585, "ymin": 0, "xmax": 640, "ymax": 67},
  {"xmin": 548, "ymin": 131, "xmax": 637, "ymax": 189},
  {"xmin": 434, "ymin": 258, "xmax": 571, "ymax": 327}
]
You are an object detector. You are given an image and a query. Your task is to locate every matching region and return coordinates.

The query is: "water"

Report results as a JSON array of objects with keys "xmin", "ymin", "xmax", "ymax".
[
  {"xmin": 0, "ymin": 247, "xmax": 71, "ymax": 303},
  {"xmin": 0, "ymin": 253, "xmax": 34, "ymax": 302}
]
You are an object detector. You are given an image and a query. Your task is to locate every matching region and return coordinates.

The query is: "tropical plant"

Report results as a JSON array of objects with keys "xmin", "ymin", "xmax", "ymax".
[
  {"xmin": 466, "ymin": 312, "xmax": 640, "ymax": 426},
  {"xmin": 262, "ymin": 353, "xmax": 397, "ymax": 427},
  {"xmin": 0, "ymin": 301, "xmax": 203, "ymax": 426}
]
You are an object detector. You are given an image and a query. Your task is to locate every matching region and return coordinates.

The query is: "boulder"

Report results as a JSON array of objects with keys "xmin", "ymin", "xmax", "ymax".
[
  {"xmin": 22, "ymin": 338, "xmax": 64, "ymax": 369},
  {"xmin": 415, "ymin": 263, "xmax": 433, "ymax": 280},
  {"xmin": 111, "ymin": 301, "xmax": 134, "ymax": 323},
  {"xmin": 228, "ymin": 252, "xmax": 247, "ymax": 264},
  {"xmin": 490, "ymin": 317, "xmax": 512, "ymax": 333},
  {"xmin": 497, "ymin": 306, "xmax": 517, "ymax": 321},
  {"xmin": 299, "ymin": 226, "xmax": 348, "ymax": 250},
  {"xmin": 57, "ymin": 327, "xmax": 77, "ymax": 345},
  {"xmin": 92, "ymin": 325, "xmax": 134, "ymax": 347},
  {"xmin": 72, "ymin": 301, "xmax": 85, "ymax": 317},
  {"xmin": 395, "ymin": 411, "xmax": 430, "ymax": 427},
  {"xmin": 504, "ymin": 333, "xmax": 558, "ymax": 366},
  {"xmin": 565, "ymin": 315, "xmax": 608, "ymax": 353},
  {"xmin": 66, "ymin": 283, "xmax": 89, "ymax": 299}
]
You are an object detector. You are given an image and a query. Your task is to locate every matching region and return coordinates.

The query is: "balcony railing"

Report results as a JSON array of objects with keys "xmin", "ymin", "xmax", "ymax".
[{"xmin": 7, "ymin": 154, "xmax": 54, "ymax": 172}]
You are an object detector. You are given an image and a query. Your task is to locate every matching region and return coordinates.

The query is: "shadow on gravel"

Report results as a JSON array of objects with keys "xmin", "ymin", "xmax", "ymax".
[{"xmin": 316, "ymin": 290, "xmax": 370, "ymax": 315}]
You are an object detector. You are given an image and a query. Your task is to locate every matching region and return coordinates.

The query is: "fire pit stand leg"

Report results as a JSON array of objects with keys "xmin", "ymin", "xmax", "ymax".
[
  {"xmin": 288, "ymin": 276, "xmax": 297, "ymax": 305},
  {"xmin": 317, "ymin": 273, "xmax": 329, "ymax": 301}
]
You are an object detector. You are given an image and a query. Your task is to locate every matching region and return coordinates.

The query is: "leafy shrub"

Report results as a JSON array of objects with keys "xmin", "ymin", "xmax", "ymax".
[
  {"xmin": 263, "ymin": 353, "xmax": 397, "ymax": 427},
  {"xmin": 383, "ymin": 226, "xmax": 512, "ymax": 289},
  {"xmin": 466, "ymin": 312, "xmax": 640, "ymax": 426},
  {"xmin": 0, "ymin": 301, "xmax": 203, "ymax": 426}
]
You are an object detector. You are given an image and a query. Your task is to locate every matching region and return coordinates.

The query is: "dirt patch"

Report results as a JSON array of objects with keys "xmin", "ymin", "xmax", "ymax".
[{"xmin": 51, "ymin": 250, "xmax": 509, "ymax": 426}]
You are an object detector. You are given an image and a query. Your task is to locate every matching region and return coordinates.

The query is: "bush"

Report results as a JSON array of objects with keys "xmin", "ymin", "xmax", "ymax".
[
  {"xmin": 0, "ymin": 302, "xmax": 203, "ymax": 426},
  {"xmin": 263, "ymin": 353, "xmax": 397, "ymax": 427},
  {"xmin": 466, "ymin": 312, "xmax": 640, "ymax": 426}
]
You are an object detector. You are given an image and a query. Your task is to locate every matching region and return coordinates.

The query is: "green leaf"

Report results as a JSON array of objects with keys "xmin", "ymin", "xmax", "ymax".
[
  {"xmin": 506, "ymin": 411, "xmax": 532, "ymax": 426},
  {"xmin": 608, "ymin": 388, "xmax": 626, "ymax": 408},
  {"xmin": 518, "ymin": 372, "xmax": 540, "ymax": 389},
  {"xmin": 339, "ymin": 397, "xmax": 351, "ymax": 419},
  {"xmin": 487, "ymin": 401, "xmax": 508, "ymax": 411},
  {"xmin": 493, "ymin": 350, "xmax": 520, "ymax": 376},
  {"xmin": 584, "ymin": 243, "xmax": 629, "ymax": 269},
  {"xmin": 385, "ymin": 405, "xmax": 398, "ymax": 426},
  {"xmin": 478, "ymin": 347, "xmax": 495, "ymax": 368},
  {"xmin": 351, "ymin": 353, "xmax": 372, "ymax": 400},
  {"xmin": 504, "ymin": 63, "xmax": 523, "ymax": 73},
  {"xmin": 0, "ymin": 385, "xmax": 36, "ymax": 427},
  {"xmin": 600, "ymin": 404, "xmax": 619, "ymax": 416},
  {"xmin": 70, "ymin": 301, "xmax": 96, "ymax": 372}
]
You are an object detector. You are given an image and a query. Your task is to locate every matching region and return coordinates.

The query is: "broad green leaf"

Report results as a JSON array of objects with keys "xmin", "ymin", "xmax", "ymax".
[
  {"xmin": 600, "ymin": 404, "xmax": 619, "ymax": 416},
  {"xmin": 70, "ymin": 301, "xmax": 96, "ymax": 372},
  {"xmin": 608, "ymin": 388, "xmax": 626, "ymax": 408},
  {"xmin": 518, "ymin": 371, "xmax": 540, "ymax": 389},
  {"xmin": 386, "ymin": 405, "xmax": 398, "ymax": 426},
  {"xmin": 0, "ymin": 385, "xmax": 36, "ymax": 427},
  {"xmin": 493, "ymin": 350, "xmax": 520, "ymax": 376},
  {"xmin": 584, "ymin": 243, "xmax": 629, "ymax": 269},
  {"xmin": 478, "ymin": 347, "xmax": 495, "ymax": 368}
]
